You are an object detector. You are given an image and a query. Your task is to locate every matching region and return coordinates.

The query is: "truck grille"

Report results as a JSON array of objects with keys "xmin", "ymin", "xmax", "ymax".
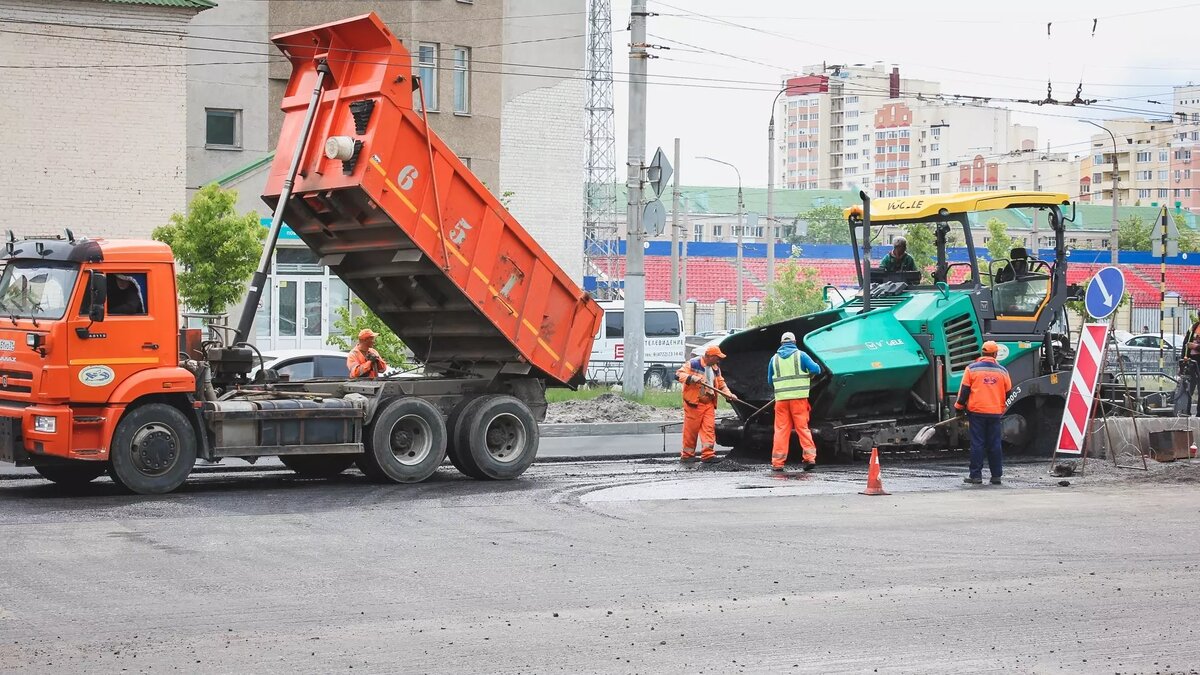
[
  {"xmin": 0, "ymin": 369, "xmax": 33, "ymax": 394},
  {"xmin": 945, "ymin": 314, "xmax": 980, "ymax": 373}
]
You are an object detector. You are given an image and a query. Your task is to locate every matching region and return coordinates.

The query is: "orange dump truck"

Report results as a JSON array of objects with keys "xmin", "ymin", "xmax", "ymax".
[{"xmin": 0, "ymin": 13, "xmax": 602, "ymax": 494}]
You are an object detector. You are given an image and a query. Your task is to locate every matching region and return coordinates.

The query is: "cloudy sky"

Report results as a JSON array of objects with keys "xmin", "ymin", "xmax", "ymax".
[{"xmin": 606, "ymin": 0, "xmax": 1200, "ymax": 188}]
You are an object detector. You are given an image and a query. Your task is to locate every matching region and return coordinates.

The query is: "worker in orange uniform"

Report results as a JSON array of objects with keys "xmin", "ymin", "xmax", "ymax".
[
  {"xmin": 954, "ymin": 341, "xmax": 1012, "ymax": 485},
  {"xmin": 347, "ymin": 328, "xmax": 388, "ymax": 379},
  {"xmin": 769, "ymin": 331, "xmax": 822, "ymax": 472},
  {"xmin": 676, "ymin": 345, "xmax": 739, "ymax": 463}
]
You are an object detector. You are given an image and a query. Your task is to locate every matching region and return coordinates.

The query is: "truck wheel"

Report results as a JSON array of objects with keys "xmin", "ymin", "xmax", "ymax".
[
  {"xmin": 358, "ymin": 398, "xmax": 446, "ymax": 483},
  {"xmin": 280, "ymin": 454, "xmax": 356, "ymax": 479},
  {"xmin": 108, "ymin": 403, "xmax": 197, "ymax": 495},
  {"xmin": 446, "ymin": 397, "xmax": 487, "ymax": 479},
  {"xmin": 644, "ymin": 367, "xmax": 669, "ymax": 389},
  {"xmin": 460, "ymin": 395, "xmax": 538, "ymax": 480},
  {"xmin": 34, "ymin": 462, "xmax": 107, "ymax": 486}
]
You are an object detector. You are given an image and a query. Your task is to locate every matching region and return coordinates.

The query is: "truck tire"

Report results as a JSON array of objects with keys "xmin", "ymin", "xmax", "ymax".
[
  {"xmin": 34, "ymin": 461, "xmax": 107, "ymax": 486},
  {"xmin": 446, "ymin": 396, "xmax": 487, "ymax": 479},
  {"xmin": 280, "ymin": 454, "xmax": 356, "ymax": 479},
  {"xmin": 358, "ymin": 397, "xmax": 447, "ymax": 483},
  {"xmin": 644, "ymin": 367, "xmax": 669, "ymax": 389},
  {"xmin": 108, "ymin": 403, "xmax": 197, "ymax": 495},
  {"xmin": 459, "ymin": 395, "xmax": 538, "ymax": 480}
]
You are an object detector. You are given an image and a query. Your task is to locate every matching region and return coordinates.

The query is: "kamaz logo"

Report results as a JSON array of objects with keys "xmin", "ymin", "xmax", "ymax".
[{"xmin": 0, "ymin": 340, "xmax": 14, "ymax": 352}]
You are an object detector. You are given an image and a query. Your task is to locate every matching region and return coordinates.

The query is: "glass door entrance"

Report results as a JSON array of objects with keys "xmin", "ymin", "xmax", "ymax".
[{"xmin": 274, "ymin": 277, "xmax": 326, "ymax": 350}]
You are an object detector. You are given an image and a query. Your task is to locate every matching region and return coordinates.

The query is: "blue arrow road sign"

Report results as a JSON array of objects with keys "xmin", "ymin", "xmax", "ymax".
[{"xmin": 1085, "ymin": 266, "xmax": 1125, "ymax": 319}]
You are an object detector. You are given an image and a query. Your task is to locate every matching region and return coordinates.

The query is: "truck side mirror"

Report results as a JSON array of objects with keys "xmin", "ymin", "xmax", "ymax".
[{"xmin": 88, "ymin": 271, "xmax": 107, "ymax": 322}]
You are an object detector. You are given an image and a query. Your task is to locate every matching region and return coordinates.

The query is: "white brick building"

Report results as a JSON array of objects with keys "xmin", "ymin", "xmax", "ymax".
[
  {"xmin": 499, "ymin": 0, "xmax": 587, "ymax": 283},
  {"xmin": 0, "ymin": 0, "xmax": 212, "ymax": 240}
]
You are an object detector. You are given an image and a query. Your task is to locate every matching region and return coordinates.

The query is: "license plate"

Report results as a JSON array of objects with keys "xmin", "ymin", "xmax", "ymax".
[{"xmin": 0, "ymin": 416, "xmax": 17, "ymax": 464}]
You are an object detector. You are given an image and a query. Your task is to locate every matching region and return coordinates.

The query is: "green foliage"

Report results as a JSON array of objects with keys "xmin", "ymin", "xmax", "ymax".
[
  {"xmin": 751, "ymin": 254, "xmax": 826, "ymax": 327},
  {"xmin": 1117, "ymin": 214, "xmax": 1152, "ymax": 251},
  {"xmin": 1172, "ymin": 213, "xmax": 1200, "ymax": 253},
  {"xmin": 985, "ymin": 217, "xmax": 1021, "ymax": 263},
  {"xmin": 791, "ymin": 204, "xmax": 849, "ymax": 244},
  {"xmin": 902, "ymin": 223, "xmax": 936, "ymax": 282},
  {"xmin": 152, "ymin": 184, "xmax": 264, "ymax": 316},
  {"xmin": 326, "ymin": 298, "xmax": 410, "ymax": 368}
]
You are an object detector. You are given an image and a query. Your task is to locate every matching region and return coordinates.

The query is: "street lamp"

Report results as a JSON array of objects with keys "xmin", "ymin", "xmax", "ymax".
[
  {"xmin": 698, "ymin": 155, "xmax": 745, "ymax": 329},
  {"xmin": 766, "ymin": 86, "xmax": 792, "ymax": 288},
  {"xmin": 1081, "ymin": 119, "xmax": 1120, "ymax": 264}
]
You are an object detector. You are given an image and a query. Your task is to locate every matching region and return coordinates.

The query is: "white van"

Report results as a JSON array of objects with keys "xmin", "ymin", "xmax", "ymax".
[{"xmin": 586, "ymin": 301, "xmax": 685, "ymax": 388}]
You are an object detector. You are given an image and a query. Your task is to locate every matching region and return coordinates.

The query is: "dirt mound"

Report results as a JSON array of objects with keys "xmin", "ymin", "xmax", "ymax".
[
  {"xmin": 545, "ymin": 393, "xmax": 681, "ymax": 424},
  {"xmin": 1130, "ymin": 460, "xmax": 1200, "ymax": 484}
]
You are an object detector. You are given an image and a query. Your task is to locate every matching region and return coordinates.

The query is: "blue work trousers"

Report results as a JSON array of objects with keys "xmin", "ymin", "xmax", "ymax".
[{"xmin": 967, "ymin": 412, "xmax": 1003, "ymax": 480}]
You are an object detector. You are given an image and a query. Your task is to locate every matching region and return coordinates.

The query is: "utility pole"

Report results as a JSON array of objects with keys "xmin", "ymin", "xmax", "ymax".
[
  {"xmin": 622, "ymin": 0, "xmax": 648, "ymax": 397},
  {"xmin": 680, "ymin": 194, "xmax": 689, "ymax": 305},
  {"xmin": 767, "ymin": 89, "xmax": 785, "ymax": 288},
  {"xmin": 670, "ymin": 137, "xmax": 681, "ymax": 304}
]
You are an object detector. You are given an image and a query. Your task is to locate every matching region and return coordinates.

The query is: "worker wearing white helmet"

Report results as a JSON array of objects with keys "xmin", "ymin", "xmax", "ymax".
[{"xmin": 768, "ymin": 331, "xmax": 822, "ymax": 472}]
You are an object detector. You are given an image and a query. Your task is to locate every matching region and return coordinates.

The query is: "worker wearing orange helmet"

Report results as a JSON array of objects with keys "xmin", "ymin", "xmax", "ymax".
[
  {"xmin": 675, "ymin": 345, "xmax": 739, "ymax": 463},
  {"xmin": 347, "ymin": 328, "xmax": 388, "ymax": 379},
  {"xmin": 954, "ymin": 340, "xmax": 1012, "ymax": 485},
  {"xmin": 769, "ymin": 331, "xmax": 821, "ymax": 472}
]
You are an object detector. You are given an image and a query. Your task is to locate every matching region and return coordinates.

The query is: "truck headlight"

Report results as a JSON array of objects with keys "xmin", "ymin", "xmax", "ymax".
[
  {"xmin": 33, "ymin": 416, "xmax": 56, "ymax": 433},
  {"xmin": 26, "ymin": 333, "xmax": 43, "ymax": 349}
]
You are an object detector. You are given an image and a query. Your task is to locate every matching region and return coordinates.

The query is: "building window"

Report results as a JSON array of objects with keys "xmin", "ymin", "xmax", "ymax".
[
  {"xmin": 1093, "ymin": 154, "xmax": 1105, "ymax": 164},
  {"xmin": 712, "ymin": 225, "xmax": 723, "ymax": 238},
  {"xmin": 929, "ymin": 172, "xmax": 940, "ymax": 181},
  {"xmin": 692, "ymin": 223, "xmax": 704, "ymax": 242},
  {"xmin": 1092, "ymin": 172, "xmax": 1102, "ymax": 183},
  {"xmin": 452, "ymin": 46, "xmax": 470, "ymax": 114},
  {"xmin": 1159, "ymin": 188, "xmax": 1169, "ymax": 198},
  {"xmin": 1159, "ymin": 170, "xmax": 1169, "ymax": 181},
  {"xmin": 205, "ymin": 108, "xmax": 241, "ymax": 149},
  {"xmin": 930, "ymin": 158, "xmax": 940, "ymax": 167},
  {"xmin": 416, "ymin": 43, "xmax": 439, "ymax": 111},
  {"xmin": 1138, "ymin": 189, "xmax": 1151, "ymax": 198},
  {"xmin": 1136, "ymin": 170, "xmax": 1153, "ymax": 180},
  {"xmin": 1161, "ymin": 150, "xmax": 1170, "ymax": 162},
  {"xmin": 1137, "ymin": 151, "xmax": 1152, "ymax": 162}
]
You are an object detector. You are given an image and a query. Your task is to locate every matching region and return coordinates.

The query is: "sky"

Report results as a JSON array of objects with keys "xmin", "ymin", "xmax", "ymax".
[{"xmin": 606, "ymin": 0, "xmax": 1200, "ymax": 189}]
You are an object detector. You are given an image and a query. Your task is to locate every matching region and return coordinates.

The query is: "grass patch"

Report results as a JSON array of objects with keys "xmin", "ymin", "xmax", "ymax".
[{"xmin": 546, "ymin": 386, "xmax": 730, "ymax": 410}]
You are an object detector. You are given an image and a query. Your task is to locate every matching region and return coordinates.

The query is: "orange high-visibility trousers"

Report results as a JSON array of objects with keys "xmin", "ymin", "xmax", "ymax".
[
  {"xmin": 681, "ymin": 402, "xmax": 717, "ymax": 460},
  {"xmin": 772, "ymin": 398, "xmax": 816, "ymax": 468}
]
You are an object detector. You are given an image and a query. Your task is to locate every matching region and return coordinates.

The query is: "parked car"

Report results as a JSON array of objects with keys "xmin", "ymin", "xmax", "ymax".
[
  {"xmin": 249, "ymin": 349, "xmax": 352, "ymax": 381},
  {"xmin": 1109, "ymin": 333, "xmax": 1185, "ymax": 372}
]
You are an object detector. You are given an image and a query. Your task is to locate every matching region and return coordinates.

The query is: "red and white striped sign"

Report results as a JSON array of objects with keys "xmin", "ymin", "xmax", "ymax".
[{"xmin": 1054, "ymin": 323, "xmax": 1110, "ymax": 455}]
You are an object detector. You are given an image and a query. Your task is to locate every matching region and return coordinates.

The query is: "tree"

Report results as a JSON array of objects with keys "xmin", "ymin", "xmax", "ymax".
[
  {"xmin": 791, "ymin": 204, "xmax": 849, "ymax": 244},
  {"xmin": 1064, "ymin": 279, "xmax": 1130, "ymax": 318},
  {"xmin": 750, "ymin": 250, "xmax": 826, "ymax": 327},
  {"xmin": 902, "ymin": 222, "xmax": 936, "ymax": 282},
  {"xmin": 1172, "ymin": 213, "xmax": 1200, "ymax": 253},
  {"xmin": 326, "ymin": 298, "xmax": 410, "ymax": 368},
  {"xmin": 1117, "ymin": 214, "xmax": 1152, "ymax": 251},
  {"xmin": 985, "ymin": 217, "xmax": 1021, "ymax": 262},
  {"xmin": 152, "ymin": 183, "xmax": 265, "ymax": 316}
]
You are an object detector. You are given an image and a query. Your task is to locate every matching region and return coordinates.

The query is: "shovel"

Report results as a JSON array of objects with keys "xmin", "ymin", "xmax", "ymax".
[{"xmin": 913, "ymin": 415, "xmax": 962, "ymax": 445}]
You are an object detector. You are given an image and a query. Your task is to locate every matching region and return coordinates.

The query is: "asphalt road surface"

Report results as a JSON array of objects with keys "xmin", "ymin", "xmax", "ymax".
[{"xmin": 1, "ymin": 458, "xmax": 1197, "ymax": 674}]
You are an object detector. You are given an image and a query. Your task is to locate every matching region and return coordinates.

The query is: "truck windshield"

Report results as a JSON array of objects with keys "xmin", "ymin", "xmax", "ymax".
[{"xmin": 0, "ymin": 261, "xmax": 79, "ymax": 320}]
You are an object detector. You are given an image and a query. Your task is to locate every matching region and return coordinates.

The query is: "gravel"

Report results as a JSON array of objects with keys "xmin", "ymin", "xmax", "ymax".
[{"xmin": 544, "ymin": 393, "xmax": 680, "ymax": 424}]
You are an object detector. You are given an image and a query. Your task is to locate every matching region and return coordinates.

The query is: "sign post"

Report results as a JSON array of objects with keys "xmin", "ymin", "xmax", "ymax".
[{"xmin": 1053, "ymin": 267, "xmax": 1125, "ymax": 466}]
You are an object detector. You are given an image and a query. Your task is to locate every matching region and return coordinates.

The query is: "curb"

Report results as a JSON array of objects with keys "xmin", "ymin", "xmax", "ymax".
[{"xmin": 539, "ymin": 421, "xmax": 680, "ymax": 437}]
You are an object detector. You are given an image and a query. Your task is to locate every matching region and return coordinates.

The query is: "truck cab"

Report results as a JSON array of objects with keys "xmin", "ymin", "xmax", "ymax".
[{"xmin": 0, "ymin": 235, "xmax": 193, "ymax": 479}]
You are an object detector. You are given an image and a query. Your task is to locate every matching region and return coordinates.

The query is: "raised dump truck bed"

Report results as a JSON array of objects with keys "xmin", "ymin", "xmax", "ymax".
[{"xmin": 263, "ymin": 13, "xmax": 600, "ymax": 386}]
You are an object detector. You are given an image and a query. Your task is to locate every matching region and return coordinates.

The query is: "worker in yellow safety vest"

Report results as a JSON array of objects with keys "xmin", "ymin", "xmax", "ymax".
[{"xmin": 768, "ymin": 331, "xmax": 822, "ymax": 472}]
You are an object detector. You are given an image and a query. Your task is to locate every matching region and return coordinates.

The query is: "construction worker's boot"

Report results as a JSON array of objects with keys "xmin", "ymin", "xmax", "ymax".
[
  {"xmin": 963, "ymin": 477, "xmax": 983, "ymax": 485},
  {"xmin": 989, "ymin": 477, "xmax": 1002, "ymax": 485},
  {"xmin": 802, "ymin": 462, "xmax": 816, "ymax": 472}
]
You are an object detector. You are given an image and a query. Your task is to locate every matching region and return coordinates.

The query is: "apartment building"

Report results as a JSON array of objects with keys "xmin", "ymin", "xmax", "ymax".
[
  {"xmin": 949, "ymin": 152, "xmax": 1079, "ymax": 196},
  {"xmin": 776, "ymin": 64, "xmax": 939, "ymax": 192},
  {"xmin": 776, "ymin": 65, "xmax": 1036, "ymax": 198}
]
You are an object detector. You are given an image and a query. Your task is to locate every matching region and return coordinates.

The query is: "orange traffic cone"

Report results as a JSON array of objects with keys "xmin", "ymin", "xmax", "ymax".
[{"xmin": 860, "ymin": 447, "xmax": 890, "ymax": 496}]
